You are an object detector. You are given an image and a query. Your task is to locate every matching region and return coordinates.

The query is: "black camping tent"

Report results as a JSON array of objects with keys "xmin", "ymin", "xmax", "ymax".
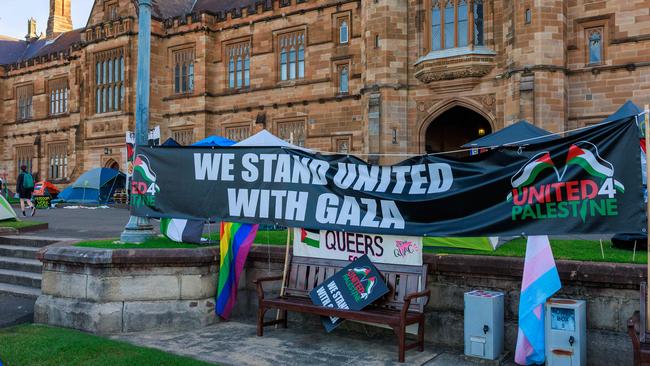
[{"xmin": 462, "ymin": 120, "xmax": 558, "ymax": 148}]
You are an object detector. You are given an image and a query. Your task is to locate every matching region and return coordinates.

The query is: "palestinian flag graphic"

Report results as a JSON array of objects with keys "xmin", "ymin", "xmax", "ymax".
[
  {"xmin": 350, "ymin": 267, "xmax": 376, "ymax": 300},
  {"xmin": 300, "ymin": 228, "xmax": 319, "ymax": 248},
  {"xmin": 511, "ymin": 152, "xmax": 556, "ymax": 189},
  {"xmin": 566, "ymin": 142, "xmax": 624, "ymax": 193},
  {"xmin": 133, "ymin": 155, "xmax": 160, "ymax": 192},
  {"xmin": 160, "ymin": 218, "xmax": 204, "ymax": 244}
]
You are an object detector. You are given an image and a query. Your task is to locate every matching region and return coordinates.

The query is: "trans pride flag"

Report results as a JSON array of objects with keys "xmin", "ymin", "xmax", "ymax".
[
  {"xmin": 216, "ymin": 222, "xmax": 259, "ymax": 320},
  {"xmin": 515, "ymin": 236, "xmax": 561, "ymax": 365}
]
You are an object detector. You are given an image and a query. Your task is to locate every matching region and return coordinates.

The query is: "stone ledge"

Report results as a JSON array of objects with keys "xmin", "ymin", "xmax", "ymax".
[
  {"xmin": 39, "ymin": 245, "xmax": 219, "ymax": 266},
  {"xmin": 248, "ymin": 245, "xmax": 645, "ymax": 288}
]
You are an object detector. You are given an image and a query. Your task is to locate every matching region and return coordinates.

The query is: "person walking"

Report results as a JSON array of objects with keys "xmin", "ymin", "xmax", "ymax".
[{"xmin": 16, "ymin": 165, "xmax": 35, "ymax": 217}]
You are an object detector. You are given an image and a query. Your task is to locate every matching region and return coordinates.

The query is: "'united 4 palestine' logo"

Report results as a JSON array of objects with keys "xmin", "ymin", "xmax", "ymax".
[
  {"xmin": 509, "ymin": 141, "xmax": 624, "ymax": 222},
  {"xmin": 130, "ymin": 154, "xmax": 160, "ymax": 208}
]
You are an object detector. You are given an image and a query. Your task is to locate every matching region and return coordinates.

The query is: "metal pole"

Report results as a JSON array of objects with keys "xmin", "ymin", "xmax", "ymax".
[
  {"xmin": 120, "ymin": 0, "xmax": 155, "ymax": 243},
  {"xmin": 644, "ymin": 104, "xmax": 650, "ymax": 329}
]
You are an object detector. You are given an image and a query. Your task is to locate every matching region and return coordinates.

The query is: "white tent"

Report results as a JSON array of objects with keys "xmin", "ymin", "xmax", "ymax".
[
  {"xmin": 0, "ymin": 195, "xmax": 17, "ymax": 221},
  {"xmin": 235, "ymin": 129, "xmax": 311, "ymax": 151}
]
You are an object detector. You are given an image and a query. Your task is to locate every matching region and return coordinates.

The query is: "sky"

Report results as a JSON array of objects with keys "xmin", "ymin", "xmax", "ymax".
[{"xmin": 0, "ymin": 0, "xmax": 94, "ymax": 39}]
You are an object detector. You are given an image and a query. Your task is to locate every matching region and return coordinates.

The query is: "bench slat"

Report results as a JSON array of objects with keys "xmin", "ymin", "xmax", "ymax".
[{"xmin": 281, "ymin": 256, "xmax": 428, "ymax": 313}]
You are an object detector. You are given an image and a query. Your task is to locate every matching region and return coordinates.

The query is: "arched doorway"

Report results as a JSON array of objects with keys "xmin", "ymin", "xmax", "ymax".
[
  {"xmin": 424, "ymin": 106, "xmax": 492, "ymax": 157},
  {"xmin": 104, "ymin": 159, "xmax": 120, "ymax": 171}
]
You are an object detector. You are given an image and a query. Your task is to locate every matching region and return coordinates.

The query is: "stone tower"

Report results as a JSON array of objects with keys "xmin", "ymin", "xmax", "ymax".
[
  {"xmin": 46, "ymin": 0, "xmax": 72, "ymax": 38},
  {"xmin": 25, "ymin": 18, "xmax": 38, "ymax": 40}
]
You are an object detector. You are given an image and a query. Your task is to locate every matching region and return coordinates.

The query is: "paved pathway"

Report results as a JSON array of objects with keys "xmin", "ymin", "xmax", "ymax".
[
  {"xmin": 112, "ymin": 321, "xmax": 517, "ymax": 366},
  {"xmin": 0, "ymin": 294, "xmax": 34, "ymax": 328},
  {"xmin": 19, "ymin": 206, "xmax": 151, "ymax": 240}
]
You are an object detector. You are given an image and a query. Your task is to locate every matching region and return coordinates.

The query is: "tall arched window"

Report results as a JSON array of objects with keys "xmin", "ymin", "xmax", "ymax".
[
  {"xmin": 431, "ymin": 1, "xmax": 442, "ymax": 51},
  {"xmin": 443, "ymin": 1, "xmax": 454, "ymax": 49},
  {"xmin": 229, "ymin": 52, "xmax": 235, "ymax": 88},
  {"xmin": 430, "ymin": 0, "xmax": 484, "ymax": 51},
  {"xmin": 289, "ymin": 47, "xmax": 297, "ymax": 80},
  {"xmin": 243, "ymin": 47, "xmax": 250, "ymax": 86},
  {"xmin": 278, "ymin": 31, "xmax": 305, "ymax": 81},
  {"xmin": 339, "ymin": 20, "xmax": 348, "ymax": 44},
  {"xmin": 172, "ymin": 47, "xmax": 195, "ymax": 94},
  {"xmin": 227, "ymin": 41, "xmax": 251, "ymax": 89},
  {"xmin": 298, "ymin": 45, "xmax": 305, "ymax": 78},
  {"xmin": 588, "ymin": 29, "xmax": 603, "ymax": 64},
  {"xmin": 457, "ymin": 0, "xmax": 468, "ymax": 47},
  {"xmin": 339, "ymin": 66, "xmax": 349, "ymax": 94},
  {"xmin": 280, "ymin": 46, "xmax": 288, "ymax": 81},
  {"xmin": 175, "ymin": 64, "xmax": 181, "ymax": 93}
]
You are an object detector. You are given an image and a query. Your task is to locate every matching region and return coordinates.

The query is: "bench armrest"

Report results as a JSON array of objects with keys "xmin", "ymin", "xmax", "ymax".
[
  {"xmin": 254, "ymin": 275, "xmax": 284, "ymax": 300},
  {"xmin": 401, "ymin": 289, "xmax": 431, "ymax": 320}
]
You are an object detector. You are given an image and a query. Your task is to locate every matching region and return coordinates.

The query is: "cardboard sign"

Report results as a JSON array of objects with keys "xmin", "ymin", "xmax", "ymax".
[
  {"xmin": 309, "ymin": 255, "xmax": 389, "ymax": 332},
  {"xmin": 294, "ymin": 228, "xmax": 422, "ymax": 266},
  {"xmin": 33, "ymin": 196, "xmax": 51, "ymax": 209}
]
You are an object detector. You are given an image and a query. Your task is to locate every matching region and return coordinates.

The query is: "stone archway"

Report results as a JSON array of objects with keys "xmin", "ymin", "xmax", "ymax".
[
  {"xmin": 104, "ymin": 159, "xmax": 120, "ymax": 171},
  {"xmin": 418, "ymin": 99, "xmax": 495, "ymax": 157}
]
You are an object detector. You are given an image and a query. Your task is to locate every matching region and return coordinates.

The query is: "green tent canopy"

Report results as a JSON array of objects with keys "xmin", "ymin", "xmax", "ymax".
[{"xmin": 0, "ymin": 195, "xmax": 17, "ymax": 221}]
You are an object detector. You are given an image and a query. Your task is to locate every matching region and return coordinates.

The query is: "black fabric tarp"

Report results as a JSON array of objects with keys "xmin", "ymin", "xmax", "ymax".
[
  {"xmin": 130, "ymin": 118, "xmax": 644, "ymax": 237},
  {"xmin": 462, "ymin": 120, "xmax": 557, "ymax": 148}
]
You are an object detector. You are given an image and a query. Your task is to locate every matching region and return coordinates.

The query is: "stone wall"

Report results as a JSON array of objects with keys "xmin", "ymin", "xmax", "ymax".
[
  {"xmin": 35, "ymin": 242, "xmax": 645, "ymax": 364},
  {"xmin": 35, "ymin": 245, "xmax": 218, "ymax": 334},
  {"xmin": 242, "ymin": 245, "xmax": 645, "ymax": 366}
]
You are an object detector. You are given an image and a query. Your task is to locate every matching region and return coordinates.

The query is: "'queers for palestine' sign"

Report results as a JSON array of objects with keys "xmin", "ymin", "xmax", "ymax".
[
  {"xmin": 309, "ymin": 255, "xmax": 389, "ymax": 332},
  {"xmin": 293, "ymin": 228, "xmax": 422, "ymax": 266},
  {"xmin": 131, "ymin": 118, "xmax": 644, "ymax": 237}
]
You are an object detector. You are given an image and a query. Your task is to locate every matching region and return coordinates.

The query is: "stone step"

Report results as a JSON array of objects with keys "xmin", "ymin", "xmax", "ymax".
[
  {"xmin": 0, "ymin": 245, "xmax": 40, "ymax": 260},
  {"xmin": 0, "ymin": 236, "xmax": 57, "ymax": 248},
  {"xmin": 0, "ymin": 256, "xmax": 42, "ymax": 273},
  {"xmin": 0, "ymin": 282, "xmax": 40, "ymax": 299},
  {"xmin": 0, "ymin": 269, "xmax": 42, "ymax": 289}
]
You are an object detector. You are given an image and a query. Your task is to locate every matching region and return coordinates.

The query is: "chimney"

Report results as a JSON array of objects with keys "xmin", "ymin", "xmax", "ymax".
[
  {"xmin": 46, "ymin": 0, "xmax": 72, "ymax": 38},
  {"xmin": 25, "ymin": 18, "xmax": 38, "ymax": 40}
]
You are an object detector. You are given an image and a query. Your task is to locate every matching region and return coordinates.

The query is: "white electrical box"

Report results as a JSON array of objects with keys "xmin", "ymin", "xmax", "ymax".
[
  {"xmin": 464, "ymin": 290, "xmax": 504, "ymax": 360},
  {"xmin": 545, "ymin": 298, "xmax": 587, "ymax": 366}
]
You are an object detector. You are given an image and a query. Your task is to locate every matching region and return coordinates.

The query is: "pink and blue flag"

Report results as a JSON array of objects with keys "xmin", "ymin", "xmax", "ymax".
[
  {"xmin": 216, "ymin": 222, "xmax": 259, "ymax": 320},
  {"xmin": 515, "ymin": 235, "xmax": 561, "ymax": 365}
]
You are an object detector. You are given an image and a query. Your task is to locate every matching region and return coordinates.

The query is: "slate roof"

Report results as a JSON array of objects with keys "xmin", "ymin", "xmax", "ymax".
[
  {"xmin": 0, "ymin": 0, "xmax": 277, "ymax": 66},
  {"xmin": 0, "ymin": 29, "xmax": 82, "ymax": 66}
]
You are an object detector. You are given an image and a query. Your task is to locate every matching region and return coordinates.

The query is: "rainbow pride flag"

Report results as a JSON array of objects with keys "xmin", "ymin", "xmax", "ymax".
[
  {"xmin": 216, "ymin": 222, "xmax": 259, "ymax": 320},
  {"xmin": 515, "ymin": 235, "xmax": 561, "ymax": 365}
]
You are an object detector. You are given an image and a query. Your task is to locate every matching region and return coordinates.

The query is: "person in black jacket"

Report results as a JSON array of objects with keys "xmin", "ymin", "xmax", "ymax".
[{"xmin": 16, "ymin": 165, "xmax": 35, "ymax": 217}]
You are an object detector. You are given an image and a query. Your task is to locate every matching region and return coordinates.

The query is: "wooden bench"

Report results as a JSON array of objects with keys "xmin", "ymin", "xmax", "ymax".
[
  {"xmin": 254, "ymin": 256, "xmax": 430, "ymax": 363},
  {"xmin": 629, "ymin": 282, "xmax": 650, "ymax": 365}
]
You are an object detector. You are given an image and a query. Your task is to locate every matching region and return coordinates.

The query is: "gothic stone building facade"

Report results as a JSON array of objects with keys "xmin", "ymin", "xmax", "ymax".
[{"xmin": 1, "ymin": 0, "xmax": 649, "ymax": 186}]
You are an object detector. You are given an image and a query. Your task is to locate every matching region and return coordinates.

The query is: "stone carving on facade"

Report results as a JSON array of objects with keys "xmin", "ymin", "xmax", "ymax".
[
  {"xmin": 414, "ymin": 54, "xmax": 495, "ymax": 84},
  {"xmin": 469, "ymin": 94, "xmax": 497, "ymax": 115}
]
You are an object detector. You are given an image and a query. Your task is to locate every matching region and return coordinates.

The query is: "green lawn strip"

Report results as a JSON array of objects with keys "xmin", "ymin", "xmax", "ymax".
[
  {"xmin": 424, "ymin": 238, "xmax": 647, "ymax": 264},
  {"xmin": 0, "ymin": 324, "xmax": 214, "ymax": 366},
  {"xmin": 75, "ymin": 236, "xmax": 208, "ymax": 249},
  {"xmin": 0, "ymin": 219, "xmax": 47, "ymax": 229}
]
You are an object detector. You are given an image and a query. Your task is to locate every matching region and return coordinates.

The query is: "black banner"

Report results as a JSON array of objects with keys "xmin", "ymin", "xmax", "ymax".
[
  {"xmin": 131, "ymin": 119, "xmax": 644, "ymax": 237},
  {"xmin": 309, "ymin": 255, "xmax": 389, "ymax": 332}
]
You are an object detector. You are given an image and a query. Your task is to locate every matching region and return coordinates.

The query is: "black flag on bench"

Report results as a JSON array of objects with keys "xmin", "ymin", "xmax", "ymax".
[{"xmin": 309, "ymin": 255, "xmax": 389, "ymax": 332}]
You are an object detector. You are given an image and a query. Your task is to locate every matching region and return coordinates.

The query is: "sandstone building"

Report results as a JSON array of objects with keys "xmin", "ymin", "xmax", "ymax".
[{"xmin": 1, "ymin": 0, "xmax": 649, "ymax": 186}]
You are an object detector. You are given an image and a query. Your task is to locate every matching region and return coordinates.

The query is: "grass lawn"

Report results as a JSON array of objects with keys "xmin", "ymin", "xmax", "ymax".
[
  {"xmin": 255, "ymin": 230, "xmax": 645, "ymax": 264},
  {"xmin": 0, "ymin": 219, "xmax": 47, "ymax": 229},
  {"xmin": 74, "ymin": 229, "xmax": 644, "ymax": 264},
  {"xmin": 424, "ymin": 237, "xmax": 647, "ymax": 264},
  {"xmin": 0, "ymin": 324, "xmax": 214, "ymax": 366}
]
